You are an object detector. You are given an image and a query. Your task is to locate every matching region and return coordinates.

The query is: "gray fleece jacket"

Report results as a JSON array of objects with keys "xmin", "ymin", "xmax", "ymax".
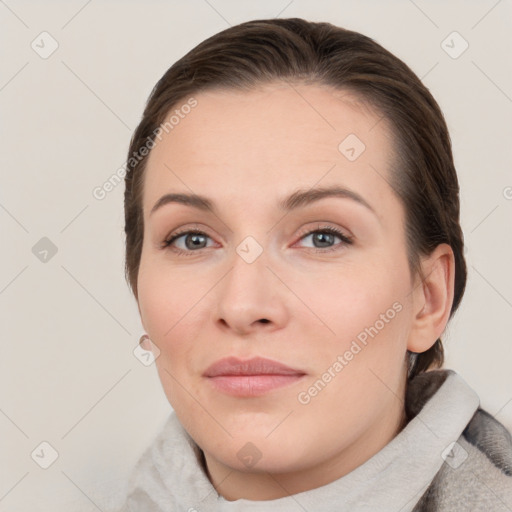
[{"xmin": 116, "ymin": 369, "xmax": 512, "ymax": 511}]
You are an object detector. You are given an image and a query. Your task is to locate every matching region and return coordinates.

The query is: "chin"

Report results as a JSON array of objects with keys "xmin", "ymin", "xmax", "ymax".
[{"xmin": 207, "ymin": 432, "xmax": 315, "ymax": 474}]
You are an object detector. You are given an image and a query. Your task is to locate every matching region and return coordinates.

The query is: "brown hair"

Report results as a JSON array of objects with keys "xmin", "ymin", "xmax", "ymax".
[{"xmin": 124, "ymin": 18, "xmax": 466, "ymax": 381}]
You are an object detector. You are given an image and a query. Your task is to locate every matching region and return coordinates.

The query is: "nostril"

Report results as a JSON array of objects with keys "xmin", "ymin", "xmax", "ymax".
[{"xmin": 259, "ymin": 319, "xmax": 270, "ymax": 324}]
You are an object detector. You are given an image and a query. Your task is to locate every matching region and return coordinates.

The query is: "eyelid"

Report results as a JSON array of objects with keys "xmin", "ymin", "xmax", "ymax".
[
  {"xmin": 162, "ymin": 222, "xmax": 214, "ymax": 242},
  {"xmin": 295, "ymin": 223, "xmax": 352, "ymax": 240}
]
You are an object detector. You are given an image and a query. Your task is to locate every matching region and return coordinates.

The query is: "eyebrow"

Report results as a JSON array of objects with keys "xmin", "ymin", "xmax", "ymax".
[{"xmin": 149, "ymin": 185, "xmax": 376, "ymax": 217}]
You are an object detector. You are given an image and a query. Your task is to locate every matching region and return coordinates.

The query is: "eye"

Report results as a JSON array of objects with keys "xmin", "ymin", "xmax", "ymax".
[
  {"xmin": 161, "ymin": 225, "xmax": 353, "ymax": 256},
  {"xmin": 161, "ymin": 230, "xmax": 215, "ymax": 255},
  {"xmin": 295, "ymin": 225, "xmax": 353, "ymax": 252}
]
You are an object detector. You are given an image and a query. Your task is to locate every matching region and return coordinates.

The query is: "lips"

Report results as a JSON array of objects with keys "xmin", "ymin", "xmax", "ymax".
[
  {"xmin": 203, "ymin": 356, "xmax": 304, "ymax": 377},
  {"xmin": 203, "ymin": 357, "xmax": 306, "ymax": 397}
]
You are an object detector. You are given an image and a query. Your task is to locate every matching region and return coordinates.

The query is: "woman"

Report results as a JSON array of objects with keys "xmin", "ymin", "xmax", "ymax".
[{"xmin": 118, "ymin": 17, "xmax": 512, "ymax": 511}]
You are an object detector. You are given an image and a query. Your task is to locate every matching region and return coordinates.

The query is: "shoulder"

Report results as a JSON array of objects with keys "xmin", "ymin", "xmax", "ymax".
[{"xmin": 414, "ymin": 406, "xmax": 512, "ymax": 511}]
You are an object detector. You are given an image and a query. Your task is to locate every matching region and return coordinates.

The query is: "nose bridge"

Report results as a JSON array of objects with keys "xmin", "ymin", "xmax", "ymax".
[
  {"xmin": 224, "ymin": 240, "xmax": 271, "ymax": 308},
  {"xmin": 214, "ymin": 236, "xmax": 287, "ymax": 332}
]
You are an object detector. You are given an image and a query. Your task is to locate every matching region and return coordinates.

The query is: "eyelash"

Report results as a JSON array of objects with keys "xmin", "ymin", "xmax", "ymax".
[{"xmin": 161, "ymin": 225, "xmax": 353, "ymax": 256}]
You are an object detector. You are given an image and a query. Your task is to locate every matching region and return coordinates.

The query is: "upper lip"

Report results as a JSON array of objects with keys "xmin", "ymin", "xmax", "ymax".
[{"xmin": 203, "ymin": 356, "xmax": 305, "ymax": 377}]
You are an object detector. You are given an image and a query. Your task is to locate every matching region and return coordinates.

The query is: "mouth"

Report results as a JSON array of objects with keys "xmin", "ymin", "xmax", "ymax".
[{"xmin": 203, "ymin": 356, "xmax": 307, "ymax": 397}]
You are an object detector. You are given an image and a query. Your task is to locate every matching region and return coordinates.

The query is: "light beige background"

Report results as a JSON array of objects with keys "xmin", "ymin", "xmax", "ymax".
[{"xmin": 1, "ymin": 0, "xmax": 511, "ymax": 510}]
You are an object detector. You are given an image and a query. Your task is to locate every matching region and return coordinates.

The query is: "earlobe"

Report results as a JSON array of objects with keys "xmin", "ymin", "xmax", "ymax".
[
  {"xmin": 139, "ymin": 334, "xmax": 152, "ymax": 351},
  {"xmin": 407, "ymin": 244, "xmax": 455, "ymax": 353}
]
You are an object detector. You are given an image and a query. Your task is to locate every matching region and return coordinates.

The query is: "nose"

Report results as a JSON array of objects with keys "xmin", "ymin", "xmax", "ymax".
[{"xmin": 214, "ymin": 247, "xmax": 289, "ymax": 336}]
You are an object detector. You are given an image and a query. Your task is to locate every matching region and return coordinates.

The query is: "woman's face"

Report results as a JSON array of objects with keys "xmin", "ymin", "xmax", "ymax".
[{"xmin": 137, "ymin": 82, "xmax": 419, "ymax": 491}]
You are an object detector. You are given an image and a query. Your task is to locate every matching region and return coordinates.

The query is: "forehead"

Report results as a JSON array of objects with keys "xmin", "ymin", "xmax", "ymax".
[{"xmin": 142, "ymin": 82, "xmax": 397, "ymax": 217}]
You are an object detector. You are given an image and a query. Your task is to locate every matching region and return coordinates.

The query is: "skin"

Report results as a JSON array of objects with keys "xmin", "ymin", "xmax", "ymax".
[{"xmin": 136, "ymin": 82, "xmax": 455, "ymax": 501}]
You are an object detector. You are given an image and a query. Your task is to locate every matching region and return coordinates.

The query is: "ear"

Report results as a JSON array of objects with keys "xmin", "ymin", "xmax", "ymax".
[{"xmin": 407, "ymin": 243, "xmax": 455, "ymax": 353}]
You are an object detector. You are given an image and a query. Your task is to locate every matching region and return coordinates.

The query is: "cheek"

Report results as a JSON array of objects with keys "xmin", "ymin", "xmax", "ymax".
[
  {"xmin": 137, "ymin": 263, "xmax": 201, "ymax": 413},
  {"xmin": 136, "ymin": 258, "xmax": 203, "ymax": 397},
  {"xmin": 290, "ymin": 265, "xmax": 411, "ymax": 442},
  {"xmin": 137, "ymin": 256, "xmax": 203, "ymax": 340},
  {"xmin": 290, "ymin": 256, "xmax": 410, "ymax": 345}
]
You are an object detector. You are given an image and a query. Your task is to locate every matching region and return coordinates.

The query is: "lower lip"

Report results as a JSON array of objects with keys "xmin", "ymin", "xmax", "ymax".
[{"xmin": 206, "ymin": 374, "xmax": 305, "ymax": 397}]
